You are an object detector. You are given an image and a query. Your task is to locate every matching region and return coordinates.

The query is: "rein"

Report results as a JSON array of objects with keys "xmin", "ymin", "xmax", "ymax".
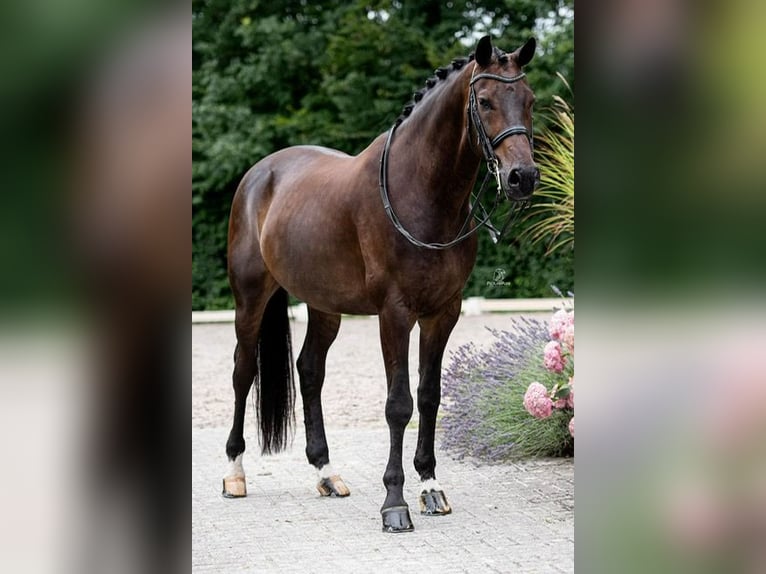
[{"xmin": 378, "ymin": 67, "xmax": 533, "ymax": 250}]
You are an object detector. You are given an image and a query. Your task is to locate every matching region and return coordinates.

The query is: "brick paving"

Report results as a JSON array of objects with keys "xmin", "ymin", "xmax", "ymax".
[{"xmin": 192, "ymin": 314, "xmax": 574, "ymax": 573}]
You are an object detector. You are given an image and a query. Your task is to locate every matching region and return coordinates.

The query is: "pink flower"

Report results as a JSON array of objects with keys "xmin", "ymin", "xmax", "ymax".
[
  {"xmin": 561, "ymin": 323, "xmax": 574, "ymax": 354},
  {"xmin": 568, "ymin": 416, "xmax": 575, "ymax": 437},
  {"xmin": 549, "ymin": 309, "xmax": 573, "ymax": 341},
  {"xmin": 553, "ymin": 398, "xmax": 568, "ymax": 409},
  {"xmin": 554, "ymin": 387, "xmax": 573, "ymax": 410},
  {"xmin": 543, "ymin": 340, "xmax": 566, "ymax": 373},
  {"xmin": 523, "ymin": 382, "xmax": 553, "ymax": 419},
  {"xmin": 566, "ymin": 376, "xmax": 574, "ymax": 408}
]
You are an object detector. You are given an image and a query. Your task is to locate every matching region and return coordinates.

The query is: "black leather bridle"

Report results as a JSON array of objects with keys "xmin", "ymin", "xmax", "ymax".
[
  {"xmin": 378, "ymin": 66, "xmax": 533, "ymax": 250},
  {"xmin": 467, "ymin": 69, "xmax": 534, "ymax": 185}
]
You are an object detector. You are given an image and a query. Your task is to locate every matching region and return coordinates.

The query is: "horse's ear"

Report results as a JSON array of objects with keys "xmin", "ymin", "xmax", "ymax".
[
  {"xmin": 514, "ymin": 37, "xmax": 536, "ymax": 67},
  {"xmin": 475, "ymin": 35, "xmax": 493, "ymax": 67}
]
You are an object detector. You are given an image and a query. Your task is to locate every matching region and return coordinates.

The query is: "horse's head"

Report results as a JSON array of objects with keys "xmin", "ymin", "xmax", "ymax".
[{"xmin": 470, "ymin": 35, "xmax": 539, "ymax": 201}]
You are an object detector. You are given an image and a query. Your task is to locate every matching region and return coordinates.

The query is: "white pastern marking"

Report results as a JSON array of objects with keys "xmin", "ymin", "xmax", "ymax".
[
  {"xmin": 421, "ymin": 478, "xmax": 442, "ymax": 492},
  {"xmin": 226, "ymin": 454, "xmax": 245, "ymax": 478},
  {"xmin": 317, "ymin": 463, "xmax": 337, "ymax": 479}
]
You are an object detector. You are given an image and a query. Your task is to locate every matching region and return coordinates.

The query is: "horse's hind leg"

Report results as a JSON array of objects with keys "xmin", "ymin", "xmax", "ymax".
[
  {"xmin": 297, "ymin": 307, "xmax": 349, "ymax": 497},
  {"xmin": 414, "ymin": 296, "xmax": 461, "ymax": 516},
  {"xmin": 222, "ymin": 279, "xmax": 276, "ymax": 498}
]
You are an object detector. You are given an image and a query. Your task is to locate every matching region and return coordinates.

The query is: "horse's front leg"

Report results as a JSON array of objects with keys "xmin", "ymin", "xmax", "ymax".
[
  {"xmin": 378, "ymin": 305, "xmax": 416, "ymax": 533},
  {"xmin": 414, "ymin": 296, "xmax": 461, "ymax": 516}
]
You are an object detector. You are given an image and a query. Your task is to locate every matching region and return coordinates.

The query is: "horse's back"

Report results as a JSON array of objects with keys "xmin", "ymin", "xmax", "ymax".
[{"xmin": 230, "ymin": 144, "xmax": 356, "ymax": 238}]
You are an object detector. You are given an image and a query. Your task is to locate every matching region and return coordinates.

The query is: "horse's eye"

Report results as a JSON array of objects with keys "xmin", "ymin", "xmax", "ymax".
[{"xmin": 479, "ymin": 98, "xmax": 492, "ymax": 110}]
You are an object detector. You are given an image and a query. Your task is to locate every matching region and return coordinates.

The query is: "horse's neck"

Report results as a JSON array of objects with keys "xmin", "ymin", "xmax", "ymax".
[{"xmin": 392, "ymin": 69, "xmax": 480, "ymax": 217}]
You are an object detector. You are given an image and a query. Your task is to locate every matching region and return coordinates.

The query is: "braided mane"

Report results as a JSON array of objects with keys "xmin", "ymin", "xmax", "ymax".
[{"xmin": 394, "ymin": 47, "xmax": 509, "ymax": 126}]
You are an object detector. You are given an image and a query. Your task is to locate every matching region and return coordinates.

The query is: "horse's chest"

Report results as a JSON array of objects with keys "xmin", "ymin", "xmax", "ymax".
[{"xmin": 393, "ymin": 252, "xmax": 475, "ymax": 308}]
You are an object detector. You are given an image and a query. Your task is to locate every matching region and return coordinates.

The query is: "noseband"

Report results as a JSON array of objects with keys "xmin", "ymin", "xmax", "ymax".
[{"xmin": 378, "ymin": 66, "xmax": 533, "ymax": 250}]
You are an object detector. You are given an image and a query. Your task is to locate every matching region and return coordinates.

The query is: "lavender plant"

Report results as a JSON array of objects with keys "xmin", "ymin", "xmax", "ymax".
[{"xmin": 441, "ymin": 316, "xmax": 574, "ymax": 461}]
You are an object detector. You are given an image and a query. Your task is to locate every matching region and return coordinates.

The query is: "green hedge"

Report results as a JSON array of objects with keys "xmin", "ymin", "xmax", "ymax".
[{"xmin": 192, "ymin": 0, "xmax": 574, "ymax": 310}]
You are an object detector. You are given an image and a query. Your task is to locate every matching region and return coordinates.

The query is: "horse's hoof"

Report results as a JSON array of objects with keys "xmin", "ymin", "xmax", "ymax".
[
  {"xmin": 316, "ymin": 475, "xmax": 350, "ymax": 497},
  {"xmin": 419, "ymin": 489, "xmax": 452, "ymax": 515},
  {"xmin": 221, "ymin": 476, "xmax": 247, "ymax": 498},
  {"xmin": 381, "ymin": 505, "xmax": 414, "ymax": 533}
]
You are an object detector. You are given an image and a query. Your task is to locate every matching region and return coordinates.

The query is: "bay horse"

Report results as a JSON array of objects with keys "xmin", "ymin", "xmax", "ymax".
[{"xmin": 222, "ymin": 35, "xmax": 539, "ymax": 533}]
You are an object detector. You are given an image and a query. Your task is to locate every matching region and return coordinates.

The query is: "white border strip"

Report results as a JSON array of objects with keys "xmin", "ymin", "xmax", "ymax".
[
  {"xmin": 191, "ymin": 309, "xmax": 235, "ymax": 323},
  {"xmin": 192, "ymin": 298, "xmax": 567, "ymax": 324}
]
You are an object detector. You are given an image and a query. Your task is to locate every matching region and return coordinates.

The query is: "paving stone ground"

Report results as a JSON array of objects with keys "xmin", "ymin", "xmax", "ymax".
[{"xmin": 192, "ymin": 313, "xmax": 574, "ymax": 573}]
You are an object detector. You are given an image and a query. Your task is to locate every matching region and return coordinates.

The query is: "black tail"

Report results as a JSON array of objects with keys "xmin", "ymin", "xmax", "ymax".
[{"xmin": 255, "ymin": 288, "xmax": 295, "ymax": 455}]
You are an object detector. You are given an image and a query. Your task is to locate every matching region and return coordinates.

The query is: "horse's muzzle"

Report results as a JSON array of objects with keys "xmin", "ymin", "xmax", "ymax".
[{"xmin": 507, "ymin": 166, "xmax": 540, "ymax": 200}]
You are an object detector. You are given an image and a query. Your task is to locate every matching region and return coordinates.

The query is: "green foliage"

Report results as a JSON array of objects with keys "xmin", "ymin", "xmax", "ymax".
[
  {"xmin": 192, "ymin": 217, "xmax": 230, "ymax": 310},
  {"xmin": 441, "ymin": 316, "xmax": 572, "ymax": 460},
  {"xmin": 484, "ymin": 360, "xmax": 573, "ymax": 458},
  {"xmin": 521, "ymin": 87, "xmax": 574, "ymax": 253},
  {"xmin": 193, "ymin": 0, "xmax": 574, "ymax": 310},
  {"xmin": 463, "ymin": 220, "xmax": 574, "ymax": 298}
]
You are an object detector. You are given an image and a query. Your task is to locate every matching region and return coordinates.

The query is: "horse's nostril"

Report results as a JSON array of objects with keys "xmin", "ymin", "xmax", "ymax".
[{"xmin": 509, "ymin": 169, "xmax": 521, "ymax": 187}]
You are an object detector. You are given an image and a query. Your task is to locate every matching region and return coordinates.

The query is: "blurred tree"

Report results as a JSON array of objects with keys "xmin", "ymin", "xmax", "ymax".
[{"xmin": 193, "ymin": 0, "xmax": 573, "ymax": 309}]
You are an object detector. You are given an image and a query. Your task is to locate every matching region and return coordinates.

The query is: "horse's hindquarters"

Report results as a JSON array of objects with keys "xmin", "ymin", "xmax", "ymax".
[{"xmin": 253, "ymin": 149, "xmax": 378, "ymax": 315}]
